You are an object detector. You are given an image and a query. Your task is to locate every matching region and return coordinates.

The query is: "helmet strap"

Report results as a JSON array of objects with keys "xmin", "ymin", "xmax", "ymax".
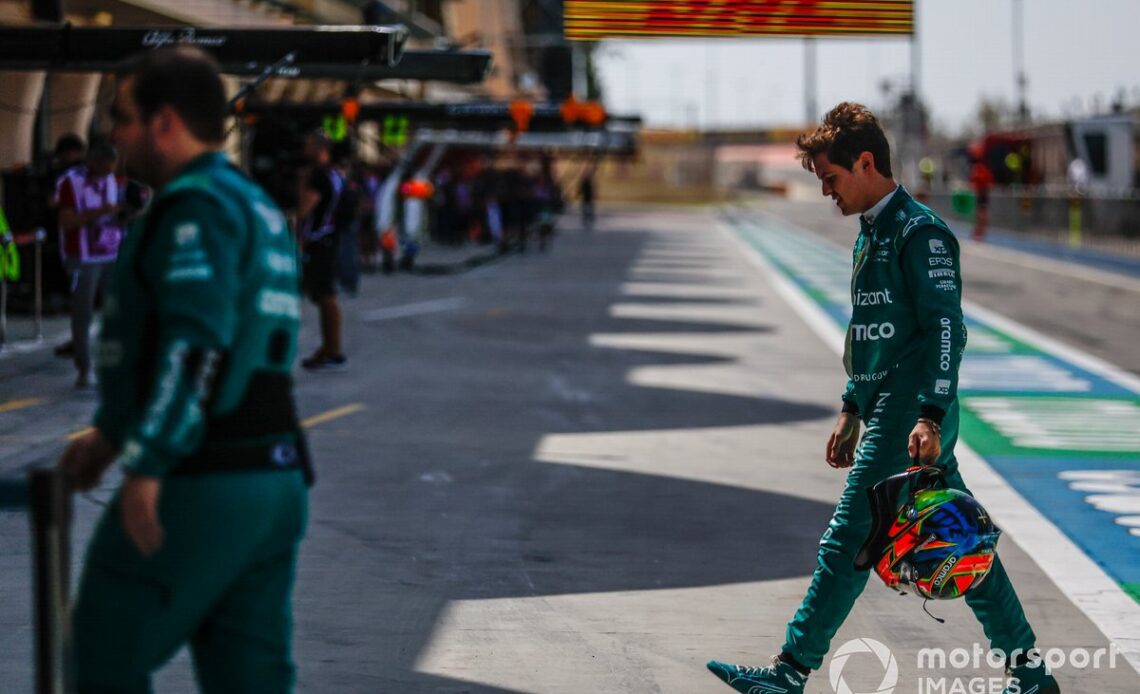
[{"xmin": 922, "ymin": 599, "xmax": 946, "ymax": 624}]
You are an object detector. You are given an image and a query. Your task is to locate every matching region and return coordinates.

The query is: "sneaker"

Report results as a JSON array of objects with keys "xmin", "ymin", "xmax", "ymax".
[
  {"xmin": 707, "ymin": 657, "xmax": 807, "ymax": 694},
  {"xmin": 301, "ymin": 353, "xmax": 347, "ymax": 371},
  {"xmin": 1003, "ymin": 661, "xmax": 1060, "ymax": 694}
]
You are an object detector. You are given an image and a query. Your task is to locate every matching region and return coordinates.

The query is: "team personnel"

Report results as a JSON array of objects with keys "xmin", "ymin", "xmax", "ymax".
[
  {"xmin": 60, "ymin": 46, "xmax": 311, "ymax": 693},
  {"xmin": 49, "ymin": 134, "xmax": 89, "ymax": 359},
  {"xmin": 297, "ymin": 131, "xmax": 347, "ymax": 370},
  {"xmin": 970, "ymin": 154, "xmax": 994, "ymax": 242},
  {"xmin": 578, "ymin": 167, "xmax": 595, "ymax": 230},
  {"xmin": 707, "ymin": 103, "xmax": 1059, "ymax": 694},
  {"xmin": 54, "ymin": 141, "xmax": 124, "ymax": 388}
]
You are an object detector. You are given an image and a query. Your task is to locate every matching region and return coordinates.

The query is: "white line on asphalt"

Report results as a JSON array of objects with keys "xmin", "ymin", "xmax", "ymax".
[
  {"xmin": 962, "ymin": 240, "xmax": 1140, "ymax": 293},
  {"xmin": 963, "ymin": 300, "xmax": 1140, "ymax": 393},
  {"xmin": 620, "ymin": 282, "xmax": 757, "ymax": 300},
  {"xmin": 359, "ymin": 297, "xmax": 468, "ymax": 322},
  {"xmin": 608, "ymin": 302, "xmax": 767, "ymax": 327},
  {"xmin": 628, "ymin": 265, "xmax": 744, "ymax": 279},
  {"xmin": 0, "ymin": 330, "xmax": 69, "ymax": 360},
  {"xmin": 718, "ymin": 218, "xmax": 1140, "ymax": 674},
  {"xmin": 719, "ymin": 223, "xmax": 844, "ymax": 355}
]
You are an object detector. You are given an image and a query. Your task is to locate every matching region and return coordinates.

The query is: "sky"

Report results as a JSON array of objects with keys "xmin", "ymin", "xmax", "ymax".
[{"xmin": 591, "ymin": 0, "xmax": 1140, "ymax": 135}]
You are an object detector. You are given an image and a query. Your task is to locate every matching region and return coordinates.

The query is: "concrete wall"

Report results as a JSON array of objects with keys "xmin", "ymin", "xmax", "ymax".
[
  {"xmin": 45, "ymin": 72, "xmax": 104, "ymax": 151},
  {"xmin": 0, "ymin": 71, "xmax": 45, "ymax": 171},
  {"xmin": 445, "ymin": 0, "xmax": 524, "ymax": 99}
]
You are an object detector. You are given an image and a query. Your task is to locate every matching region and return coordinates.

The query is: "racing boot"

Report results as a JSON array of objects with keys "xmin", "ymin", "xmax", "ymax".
[
  {"xmin": 707, "ymin": 656, "xmax": 807, "ymax": 694},
  {"xmin": 1003, "ymin": 660, "xmax": 1060, "ymax": 694}
]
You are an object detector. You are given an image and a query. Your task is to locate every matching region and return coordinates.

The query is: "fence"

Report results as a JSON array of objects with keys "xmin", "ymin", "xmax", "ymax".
[{"xmin": 926, "ymin": 190, "xmax": 1140, "ymax": 242}]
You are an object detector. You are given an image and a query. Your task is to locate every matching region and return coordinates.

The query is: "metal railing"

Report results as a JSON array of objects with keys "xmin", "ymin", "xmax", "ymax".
[{"xmin": 0, "ymin": 227, "xmax": 46, "ymax": 349}]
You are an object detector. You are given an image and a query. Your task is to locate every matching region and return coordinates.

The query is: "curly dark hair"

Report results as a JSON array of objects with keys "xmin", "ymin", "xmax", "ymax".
[{"xmin": 796, "ymin": 101, "xmax": 892, "ymax": 178}]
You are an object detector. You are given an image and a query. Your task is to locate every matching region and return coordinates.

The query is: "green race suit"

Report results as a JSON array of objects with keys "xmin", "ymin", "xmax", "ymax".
[
  {"xmin": 782, "ymin": 186, "xmax": 1036, "ymax": 671},
  {"xmin": 74, "ymin": 152, "xmax": 309, "ymax": 693}
]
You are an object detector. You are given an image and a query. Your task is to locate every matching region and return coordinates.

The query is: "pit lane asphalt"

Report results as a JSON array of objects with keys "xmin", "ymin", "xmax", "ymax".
[{"xmin": 0, "ymin": 203, "xmax": 1136, "ymax": 692}]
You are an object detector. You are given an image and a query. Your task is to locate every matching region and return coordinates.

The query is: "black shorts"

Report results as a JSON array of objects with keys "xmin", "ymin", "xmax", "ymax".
[
  {"xmin": 975, "ymin": 190, "xmax": 990, "ymax": 208},
  {"xmin": 302, "ymin": 236, "xmax": 337, "ymax": 301}
]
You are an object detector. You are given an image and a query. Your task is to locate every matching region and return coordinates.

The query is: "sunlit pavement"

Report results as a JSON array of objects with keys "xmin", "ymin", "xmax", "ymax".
[{"xmin": 1, "ymin": 202, "xmax": 1137, "ymax": 692}]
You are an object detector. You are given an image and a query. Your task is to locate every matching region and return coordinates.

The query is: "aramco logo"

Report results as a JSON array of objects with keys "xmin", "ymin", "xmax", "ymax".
[{"xmin": 829, "ymin": 638, "xmax": 899, "ymax": 694}]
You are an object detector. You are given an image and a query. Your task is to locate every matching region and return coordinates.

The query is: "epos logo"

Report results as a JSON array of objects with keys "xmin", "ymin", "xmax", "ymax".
[
  {"xmin": 850, "ymin": 322, "xmax": 896, "ymax": 341},
  {"xmin": 830, "ymin": 638, "xmax": 898, "ymax": 694}
]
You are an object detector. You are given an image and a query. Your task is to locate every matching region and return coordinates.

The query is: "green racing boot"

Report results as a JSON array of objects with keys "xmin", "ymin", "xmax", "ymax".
[
  {"xmin": 707, "ymin": 657, "xmax": 807, "ymax": 694},
  {"xmin": 1003, "ymin": 661, "xmax": 1060, "ymax": 694}
]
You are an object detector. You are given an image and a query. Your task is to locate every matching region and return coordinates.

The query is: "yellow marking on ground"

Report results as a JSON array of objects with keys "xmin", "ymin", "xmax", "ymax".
[
  {"xmin": 302, "ymin": 403, "xmax": 365, "ymax": 429},
  {"xmin": 61, "ymin": 405, "xmax": 363, "ymax": 443},
  {"xmin": 67, "ymin": 426, "xmax": 94, "ymax": 441},
  {"xmin": 0, "ymin": 397, "xmax": 44, "ymax": 414}
]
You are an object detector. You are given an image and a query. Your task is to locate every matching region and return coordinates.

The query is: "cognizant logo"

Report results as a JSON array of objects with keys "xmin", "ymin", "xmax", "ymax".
[
  {"xmin": 830, "ymin": 638, "xmax": 898, "ymax": 694},
  {"xmin": 851, "ymin": 322, "xmax": 896, "ymax": 341},
  {"xmin": 854, "ymin": 288, "xmax": 894, "ymax": 306}
]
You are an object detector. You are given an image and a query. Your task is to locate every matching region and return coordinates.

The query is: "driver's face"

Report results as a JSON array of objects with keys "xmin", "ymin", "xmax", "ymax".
[
  {"xmin": 109, "ymin": 77, "xmax": 153, "ymax": 183},
  {"xmin": 813, "ymin": 152, "xmax": 872, "ymax": 216}
]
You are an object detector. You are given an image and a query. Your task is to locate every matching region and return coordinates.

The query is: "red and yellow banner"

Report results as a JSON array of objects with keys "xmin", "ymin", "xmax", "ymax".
[{"xmin": 565, "ymin": 1, "xmax": 914, "ymax": 40}]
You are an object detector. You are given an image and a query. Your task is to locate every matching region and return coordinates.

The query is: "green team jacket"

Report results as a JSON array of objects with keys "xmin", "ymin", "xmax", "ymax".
[
  {"xmin": 94, "ymin": 152, "xmax": 303, "ymax": 477},
  {"xmin": 841, "ymin": 186, "xmax": 968, "ymax": 422}
]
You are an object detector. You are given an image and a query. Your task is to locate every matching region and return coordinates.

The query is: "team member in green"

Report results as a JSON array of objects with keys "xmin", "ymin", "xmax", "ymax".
[
  {"xmin": 60, "ymin": 47, "xmax": 311, "ymax": 693},
  {"xmin": 708, "ymin": 103, "xmax": 1059, "ymax": 694}
]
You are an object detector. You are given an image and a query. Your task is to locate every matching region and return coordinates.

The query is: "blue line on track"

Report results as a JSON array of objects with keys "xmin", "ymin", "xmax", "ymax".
[{"xmin": 984, "ymin": 455, "xmax": 1140, "ymax": 594}]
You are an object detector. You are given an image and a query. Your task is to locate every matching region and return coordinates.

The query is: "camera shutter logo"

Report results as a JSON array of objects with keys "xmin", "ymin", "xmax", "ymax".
[{"xmin": 829, "ymin": 638, "xmax": 898, "ymax": 694}]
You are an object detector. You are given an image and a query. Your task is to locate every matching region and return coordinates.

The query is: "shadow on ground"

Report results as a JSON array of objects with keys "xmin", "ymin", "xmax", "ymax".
[{"xmin": 290, "ymin": 220, "xmax": 835, "ymax": 692}]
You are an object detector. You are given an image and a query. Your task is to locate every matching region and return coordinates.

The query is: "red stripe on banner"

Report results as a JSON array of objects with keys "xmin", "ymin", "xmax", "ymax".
[{"xmin": 564, "ymin": 0, "xmax": 914, "ymax": 39}]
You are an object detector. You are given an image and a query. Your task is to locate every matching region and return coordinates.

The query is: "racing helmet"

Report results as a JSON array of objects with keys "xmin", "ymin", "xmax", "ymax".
[{"xmin": 855, "ymin": 466, "xmax": 1001, "ymax": 600}]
